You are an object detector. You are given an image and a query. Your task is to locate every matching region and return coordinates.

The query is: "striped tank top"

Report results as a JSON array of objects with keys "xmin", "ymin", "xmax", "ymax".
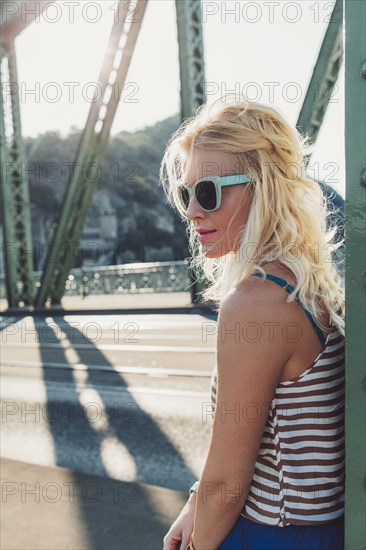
[{"xmin": 209, "ymin": 273, "xmax": 345, "ymax": 527}]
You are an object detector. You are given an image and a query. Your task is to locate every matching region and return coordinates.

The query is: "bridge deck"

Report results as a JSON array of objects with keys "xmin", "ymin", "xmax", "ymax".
[{"xmin": 1, "ymin": 457, "xmax": 186, "ymax": 550}]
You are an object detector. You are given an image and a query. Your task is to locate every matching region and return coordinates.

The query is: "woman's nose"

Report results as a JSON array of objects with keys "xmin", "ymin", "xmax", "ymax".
[{"xmin": 186, "ymin": 195, "xmax": 205, "ymax": 221}]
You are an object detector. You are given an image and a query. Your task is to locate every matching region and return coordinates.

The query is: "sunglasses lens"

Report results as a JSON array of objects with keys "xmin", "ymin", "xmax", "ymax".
[
  {"xmin": 196, "ymin": 180, "xmax": 217, "ymax": 210},
  {"xmin": 178, "ymin": 186, "xmax": 190, "ymax": 210}
]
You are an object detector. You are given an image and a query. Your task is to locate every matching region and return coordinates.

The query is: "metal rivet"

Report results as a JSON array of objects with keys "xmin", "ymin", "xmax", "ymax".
[
  {"xmin": 362, "ymin": 61, "xmax": 366, "ymax": 80},
  {"xmin": 361, "ymin": 168, "xmax": 366, "ymax": 188}
]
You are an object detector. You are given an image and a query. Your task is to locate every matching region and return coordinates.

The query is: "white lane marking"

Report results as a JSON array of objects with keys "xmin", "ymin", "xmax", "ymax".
[
  {"xmin": 1, "ymin": 342, "xmax": 215, "ymax": 353},
  {"xmin": 1, "ymin": 359, "xmax": 213, "ymax": 378},
  {"xmin": 2, "ymin": 333, "xmax": 211, "ymax": 342},
  {"xmin": 1, "ymin": 376, "xmax": 209, "ymax": 399}
]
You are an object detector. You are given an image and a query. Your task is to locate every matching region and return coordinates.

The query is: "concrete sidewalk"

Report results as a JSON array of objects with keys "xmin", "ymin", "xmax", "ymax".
[{"xmin": 1, "ymin": 458, "xmax": 188, "ymax": 550}]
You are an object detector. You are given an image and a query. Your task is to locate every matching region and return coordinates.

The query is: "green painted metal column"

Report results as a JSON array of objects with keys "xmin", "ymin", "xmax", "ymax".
[
  {"xmin": 175, "ymin": 0, "xmax": 207, "ymax": 304},
  {"xmin": 0, "ymin": 38, "xmax": 35, "ymax": 307},
  {"xmin": 344, "ymin": 1, "xmax": 366, "ymax": 549},
  {"xmin": 175, "ymin": 0, "xmax": 206, "ymax": 121}
]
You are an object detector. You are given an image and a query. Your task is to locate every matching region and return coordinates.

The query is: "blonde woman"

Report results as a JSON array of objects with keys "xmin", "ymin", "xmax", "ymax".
[{"xmin": 160, "ymin": 98, "xmax": 345, "ymax": 550}]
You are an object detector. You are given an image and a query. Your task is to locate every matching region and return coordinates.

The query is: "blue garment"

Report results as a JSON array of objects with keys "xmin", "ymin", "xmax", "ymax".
[{"xmin": 218, "ymin": 514, "xmax": 344, "ymax": 550}]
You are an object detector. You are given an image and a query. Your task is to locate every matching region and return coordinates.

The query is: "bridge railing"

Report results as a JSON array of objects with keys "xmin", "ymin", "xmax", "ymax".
[{"xmin": 0, "ymin": 260, "xmax": 193, "ymax": 301}]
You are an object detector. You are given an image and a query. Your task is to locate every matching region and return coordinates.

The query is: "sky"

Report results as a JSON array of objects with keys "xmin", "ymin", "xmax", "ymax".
[{"xmin": 12, "ymin": 0, "xmax": 344, "ymax": 196}]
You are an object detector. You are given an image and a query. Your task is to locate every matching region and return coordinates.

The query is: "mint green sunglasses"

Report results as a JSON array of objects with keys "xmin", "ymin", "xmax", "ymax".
[{"xmin": 178, "ymin": 174, "xmax": 252, "ymax": 212}]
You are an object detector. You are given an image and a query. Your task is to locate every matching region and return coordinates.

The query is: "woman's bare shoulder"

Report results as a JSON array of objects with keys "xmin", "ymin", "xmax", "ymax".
[
  {"xmin": 222, "ymin": 261, "xmax": 297, "ymax": 311},
  {"xmin": 216, "ymin": 265, "xmax": 297, "ymax": 381}
]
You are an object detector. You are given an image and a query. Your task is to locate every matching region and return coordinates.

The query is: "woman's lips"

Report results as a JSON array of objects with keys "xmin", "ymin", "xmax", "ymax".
[{"xmin": 197, "ymin": 230, "xmax": 217, "ymax": 243}]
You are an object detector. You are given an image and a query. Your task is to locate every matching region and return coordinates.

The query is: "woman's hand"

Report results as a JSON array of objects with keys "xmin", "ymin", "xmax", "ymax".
[{"xmin": 163, "ymin": 492, "xmax": 196, "ymax": 550}]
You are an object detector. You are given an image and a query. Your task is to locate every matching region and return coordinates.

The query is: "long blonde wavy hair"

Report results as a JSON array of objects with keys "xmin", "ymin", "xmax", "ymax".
[{"xmin": 160, "ymin": 97, "xmax": 345, "ymax": 335}]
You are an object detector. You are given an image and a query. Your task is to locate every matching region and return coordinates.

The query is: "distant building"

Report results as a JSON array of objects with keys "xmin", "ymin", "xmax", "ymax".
[{"xmin": 80, "ymin": 190, "xmax": 118, "ymax": 267}]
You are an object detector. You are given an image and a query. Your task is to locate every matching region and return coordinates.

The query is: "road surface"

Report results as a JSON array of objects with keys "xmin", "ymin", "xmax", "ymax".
[{"xmin": 1, "ymin": 312, "xmax": 217, "ymax": 493}]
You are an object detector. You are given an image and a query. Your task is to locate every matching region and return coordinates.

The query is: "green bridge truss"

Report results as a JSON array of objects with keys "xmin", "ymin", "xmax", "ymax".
[{"xmin": 0, "ymin": 1, "xmax": 365, "ymax": 546}]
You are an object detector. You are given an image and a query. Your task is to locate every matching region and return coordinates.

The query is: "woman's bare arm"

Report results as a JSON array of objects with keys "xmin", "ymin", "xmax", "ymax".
[{"xmin": 190, "ymin": 280, "xmax": 294, "ymax": 549}]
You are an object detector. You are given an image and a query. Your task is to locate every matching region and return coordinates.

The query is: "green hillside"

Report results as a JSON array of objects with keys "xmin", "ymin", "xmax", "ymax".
[{"xmin": 15, "ymin": 114, "xmax": 189, "ymax": 268}]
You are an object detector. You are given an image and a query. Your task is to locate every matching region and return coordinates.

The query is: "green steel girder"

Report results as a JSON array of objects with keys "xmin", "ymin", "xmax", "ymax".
[
  {"xmin": 0, "ymin": 2, "xmax": 55, "ymax": 308},
  {"xmin": 344, "ymin": 1, "xmax": 366, "ymax": 548},
  {"xmin": 175, "ymin": 0, "xmax": 206, "ymax": 121},
  {"xmin": 297, "ymin": 0, "xmax": 343, "ymax": 144},
  {"xmin": 35, "ymin": 0, "xmax": 148, "ymax": 307},
  {"xmin": 175, "ymin": 0, "xmax": 206, "ymax": 304},
  {"xmin": 0, "ymin": 38, "xmax": 34, "ymax": 306}
]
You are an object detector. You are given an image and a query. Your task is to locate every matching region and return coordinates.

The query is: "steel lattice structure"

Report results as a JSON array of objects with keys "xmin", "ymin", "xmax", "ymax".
[
  {"xmin": 0, "ymin": 37, "xmax": 34, "ymax": 305},
  {"xmin": 34, "ymin": 0, "xmax": 149, "ymax": 306},
  {"xmin": 296, "ymin": 0, "xmax": 343, "ymax": 143},
  {"xmin": 0, "ymin": 0, "xmax": 52, "ymax": 307},
  {"xmin": 175, "ymin": 0, "xmax": 206, "ymax": 120},
  {"xmin": 0, "ymin": 0, "xmax": 347, "ymax": 309},
  {"xmin": 0, "ymin": 2, "xmax": 365, "ymax": 545}
]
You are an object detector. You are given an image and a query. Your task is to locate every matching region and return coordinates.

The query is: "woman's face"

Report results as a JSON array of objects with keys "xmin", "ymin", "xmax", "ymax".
[{"xmin": 184, "ymin": 148, "xmax": 254, "ymax": 258}]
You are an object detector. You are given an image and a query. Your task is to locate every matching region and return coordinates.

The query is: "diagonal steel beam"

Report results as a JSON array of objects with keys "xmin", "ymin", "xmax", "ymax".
[
  {"xmin": 297, "ymin": 0, "xmax": 343, "ymax": 144},
  {"xmin": 1, "ymin": 1, "xmax": 56, "ymax": 40},
  {"xmin": 35, "ymin": 0, "xmax": 148, "ymax": 307}
]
